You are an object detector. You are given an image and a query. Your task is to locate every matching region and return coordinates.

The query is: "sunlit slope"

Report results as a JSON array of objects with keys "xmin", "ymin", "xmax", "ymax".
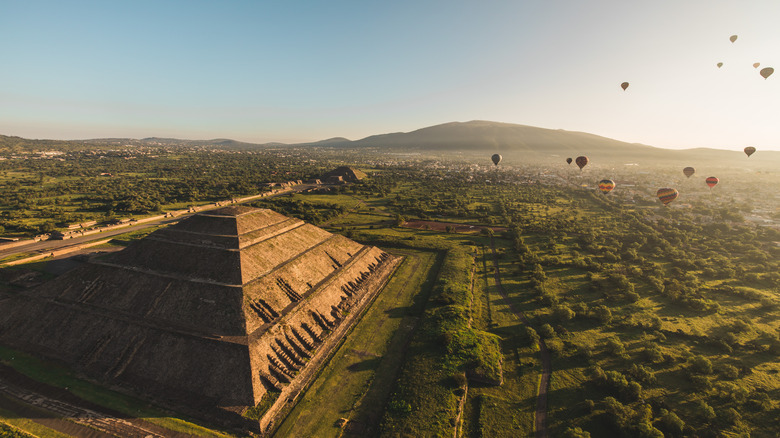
[
  {"xmin": 343, "ymin": 121, "xmax": 780, "ymax": 166},
  {"xmin": 348, "ymin": 120, "xmax": 661, "ymax": 155}
]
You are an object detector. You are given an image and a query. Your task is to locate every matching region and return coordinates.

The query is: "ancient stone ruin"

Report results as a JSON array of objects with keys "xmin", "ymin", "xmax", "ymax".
[{"xmin": 0, "ymin": 206, "xmax": 401, "ymax": 432}]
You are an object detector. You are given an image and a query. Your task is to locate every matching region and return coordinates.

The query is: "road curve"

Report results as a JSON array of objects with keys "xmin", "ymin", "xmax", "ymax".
[{"xmin": 489, "ymin": 237, "xmax": 550, "ymax": 438}]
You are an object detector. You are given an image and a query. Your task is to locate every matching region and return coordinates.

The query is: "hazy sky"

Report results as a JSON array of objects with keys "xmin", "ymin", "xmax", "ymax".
[{"xmin": 1, "ymin": 1, "xmax": 779, "ymax": 150}]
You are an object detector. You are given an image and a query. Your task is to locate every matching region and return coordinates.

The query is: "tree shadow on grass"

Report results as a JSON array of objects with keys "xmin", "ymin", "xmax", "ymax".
[
  {"xmin": 347, "ymin": 357, "xmax": 382, "ymax": 373},
  {"xmin": 384, "ymin": 306, "xmax": 412, "ymax": 318}
]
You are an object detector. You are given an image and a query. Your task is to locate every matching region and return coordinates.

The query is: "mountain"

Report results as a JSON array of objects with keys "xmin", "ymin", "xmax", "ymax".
[
  {"xmin": 2, "ymin": 122, "xmax": 778, "ymax": 165},
  {"xmin": 340, "ymin": 120, "xmax": 669, "ymax": 160},
  {"xmin": 316, "ymin": 120, "xmax": 778, "ymax": 165}
]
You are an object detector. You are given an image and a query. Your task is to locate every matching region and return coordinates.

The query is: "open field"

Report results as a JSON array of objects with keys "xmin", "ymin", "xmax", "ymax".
[{"xmin": 272, "ymin": 248, "xmax": 442, "ymax": 437}]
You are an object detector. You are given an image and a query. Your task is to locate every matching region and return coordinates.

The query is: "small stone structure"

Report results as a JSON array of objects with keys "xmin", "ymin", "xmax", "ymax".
[
  {"xmin": 0, "ymin": 206, "xmax": 400, "ymax": 432},
  {"xmin": 322, "ymin": 166, "xmax": 367, "ymax": 182}
]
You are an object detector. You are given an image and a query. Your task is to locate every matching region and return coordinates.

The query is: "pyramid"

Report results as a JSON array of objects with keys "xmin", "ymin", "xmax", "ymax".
[{"xmin": 0, "ymin": 206, "xmax": 401, "ymax": 425}]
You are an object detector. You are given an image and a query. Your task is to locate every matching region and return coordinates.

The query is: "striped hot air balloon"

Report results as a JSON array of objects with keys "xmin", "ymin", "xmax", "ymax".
[
  {"xmin": 656, "ymin": 188, "xmax": 679, "ymax": 206},
  {"xmin": 705, "ymin": 177, "xmax": 719, "ymax": 188},
  {"xmin": 598, "ymin": 179, "xmax": 615, "ymax": 194}
]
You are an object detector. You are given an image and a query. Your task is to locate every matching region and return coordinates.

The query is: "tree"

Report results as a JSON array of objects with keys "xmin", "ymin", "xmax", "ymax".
[
  {"xmin": 563, "ymin": 427, "xmax": 591, "ymax": 438},
  {"xmin": 656, "ymin": 409, "xmax": 684, "ymax": 437}
]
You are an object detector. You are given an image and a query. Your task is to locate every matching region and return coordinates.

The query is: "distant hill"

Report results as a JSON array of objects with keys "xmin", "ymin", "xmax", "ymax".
[
  {"xmin": 314, "ymin": 120, "xmax": 779, "ymax": 166},
  {"xmin": 2, "ymin": 121, "xmax": 778, "ymax": 166}
]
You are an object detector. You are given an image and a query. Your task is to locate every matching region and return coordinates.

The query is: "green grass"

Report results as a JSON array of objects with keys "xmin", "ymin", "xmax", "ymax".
[
  {"xmin": 0, "ymin": 348, "xmax": 237, "ymax": 438},
  {"xmin": 273, "ymin": 248, "xmax": 441, "ymax": 438},
  {"xmin": 460, "ymin": 245, "xmax": 537, "ymax": 438},
  {"xmin": 0, "ymin": 403, "xmax": 70, "ymax": 438}
]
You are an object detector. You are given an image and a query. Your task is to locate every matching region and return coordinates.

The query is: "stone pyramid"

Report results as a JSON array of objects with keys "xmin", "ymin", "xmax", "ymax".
[{"xmin": 0, "ymin": 206, "xmax": 400, "ymax": 422}]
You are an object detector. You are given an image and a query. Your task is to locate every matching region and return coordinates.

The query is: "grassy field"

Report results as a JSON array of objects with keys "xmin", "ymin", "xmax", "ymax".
[
  {"xmin": 460, "ymin": 244, "xmax": 538, "ymax": 438},
  {"xmin": 0, "ymin": 406, "xmax": 69, "ymax": 438},
  {"xmin": 0, "ymin": 347, "xmax": 238, "ymax": 438},
  {"xmin": 272, "ymin": 248, "xmax": 442, "ymax": 437}
]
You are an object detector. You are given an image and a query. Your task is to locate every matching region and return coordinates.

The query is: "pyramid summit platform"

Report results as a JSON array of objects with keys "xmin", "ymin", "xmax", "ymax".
[{"xmin": 0, "ymin": 206, "xmax": 401, "ymax": 430}]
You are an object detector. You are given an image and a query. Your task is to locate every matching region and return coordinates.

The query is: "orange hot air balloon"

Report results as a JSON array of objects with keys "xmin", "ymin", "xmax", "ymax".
[
  {"xmin": 566, "ymin": 157, "xmax": 573, "ymax": 165},
  {"xmin": 753, "ymin": 62, "xmax": 760, "ymax": 68},
  {"xmin": 717, "ymin": 62, "xmax": 723, "ymax": 68},
  {"xmin": 575, "ymin": 156, "xmax": 589, "ymax": 170},
  {"xmin": 598, "ymin": 179, "xmax": 615, "ymax": 194},
  {"xmin": 657, "ymin": 188, "xmax": 678, "ymax": 206},
  {"xmin": 705, "ymin": 176, "xmax": 719, "ymax": 188},
  {"xmin": 744, "ymin": 146, "xmax": 756, "ymax": 157},
  {"xmin": 621, "ymin": 82, "xmax": 629, "ymax": 91},
  {"xmin": 760, "ymin": 67, "xmax": 774, "ymax": 79},
  {"xmin": 683, "ymin": 167, "xmax": 695, "ymax": 178},
  {"xmin": 729, "ymin": 35, "xmax": 738, "ymax": 43}
]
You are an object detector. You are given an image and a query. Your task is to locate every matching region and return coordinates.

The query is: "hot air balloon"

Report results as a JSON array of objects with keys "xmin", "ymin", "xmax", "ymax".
[
  {"xmin": 744, "ymin": 146, "xmax": 756, "ymax": 157},
  {"xmin": 717, "ymin": 62, "xmax": 723, "ymax": 68},
  {"xmin": 566, "ymin": 157, "xmax": 573, "ymax": 165},
  {"xmin": 621, "ymin": 82, "xmax": 629, "ymax": 91},
  {"xmin": 730, "ymin": 35, "xmax": 738, "ymax": 43},
  {"xmin": 753, "ymin": 62, "xmax": 760, "ymax": 69},
  {"xmin": 491, "ymin": 154, "xmax": 502, "ymax": 166},
  {"xmin": 598, "ymin": 179, "xmax": 615, "ymax": 194},
  {"xmin": 705, "ymin": 176, "xmax": 719, "ymax": 188},
  {"xmin": 575, "ymin": 156, "xmax": 589, "ymax": 170},
  {"xmin": 683, "ymin": 167, "xmax": 695, "ymax": 178},
  {"xmin": 657, "ymin": 188, "xmax": 679, "ymax": 206},
  {"xmin": 760, "ymin": 67, "xmax": 774, "ymax": 79}
]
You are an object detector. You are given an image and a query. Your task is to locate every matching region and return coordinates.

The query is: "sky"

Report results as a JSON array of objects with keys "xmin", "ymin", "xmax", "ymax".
[{"xmin": 1, "ymin": 0, "xmax": 779, "ymax": 150}]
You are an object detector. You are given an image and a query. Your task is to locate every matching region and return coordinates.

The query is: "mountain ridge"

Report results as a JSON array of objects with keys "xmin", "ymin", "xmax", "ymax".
[{"xmin": 2, "ymin": 121, "xmax": 778, "ymax": 164}]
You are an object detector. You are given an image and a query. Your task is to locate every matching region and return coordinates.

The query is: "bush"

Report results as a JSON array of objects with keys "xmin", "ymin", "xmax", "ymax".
[
  {"xmin": 553, "ymin": 304, "xmax": 575, "ymax": 321},
  {"xmin": 688, "ymin": 355, "xmax": 713, "ymax": 375},
  {"xmin": 656, "ymin": 409, "xmax": 685, "ymax": 437},
  {"xmin": 591, "ymin": 305, "xmax": 612, "ymax": 325},
  {"xmin": 563, "ymin": 426, "xmax": 591, "ymax": 438},
  {"xmin": 538, "ymin": 323, "xmax": 556, "ymax": 339}
]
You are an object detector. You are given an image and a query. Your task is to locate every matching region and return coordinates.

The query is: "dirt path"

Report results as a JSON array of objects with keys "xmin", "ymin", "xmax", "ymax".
[
  {"xmin": 0, "ymin": 364, "xmax": 194, "ymax": 438},
  {"xmin": 489, "ymin": 237, "xmax": 550, "ymax": 438}
]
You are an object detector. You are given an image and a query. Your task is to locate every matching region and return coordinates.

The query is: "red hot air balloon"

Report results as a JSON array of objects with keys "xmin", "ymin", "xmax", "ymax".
[
  {"xmin": 575, "ymin": 156, "xmax": 589, "ymax": 170},
  {"xmin": 598, "ymin": 179, "xmax": 615, "ymax": 194},
  {"xmin": 566, "ymin": 157, "xmax": 573, "ymax": 165},
  {"xmin": 683, "ymin": 167, "xmax": 695, "ymax": 178},
  {"xmin": 657, "ymin": 188, "xmax": 679, "ymax": 206},
  {"xmin": 744, "ymin": 146, "xmax": 756, "ymax": 157},
  {"xmin": 705, "ymin": 177, "xmax": 719, "ymax": 188},
  {"xmin": 621, "ymin": 82, "xmax": 629, "ymax": 91},
  {"xmin": 760, "ymin": 67, "xmax": 774, "ymax": 79}
]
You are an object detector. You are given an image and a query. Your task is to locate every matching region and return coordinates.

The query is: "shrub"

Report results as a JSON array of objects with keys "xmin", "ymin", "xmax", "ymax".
[{"xmin": 688, "ymin": 355, "xmax": 713, "ymax": 375}]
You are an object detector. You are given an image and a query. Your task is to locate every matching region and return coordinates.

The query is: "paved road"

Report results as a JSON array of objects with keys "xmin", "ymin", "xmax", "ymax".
[
  {"xmin": 0, "ymin": 185, "xmax": 316, "ymax": 260},
  {"xmin": 489, "ymin": 237, "xmax": 550, "ymax": 438}
]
